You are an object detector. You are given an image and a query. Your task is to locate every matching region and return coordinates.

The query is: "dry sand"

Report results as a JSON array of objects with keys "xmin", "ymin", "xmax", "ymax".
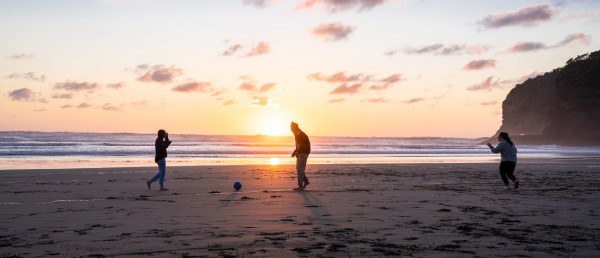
[{"xmin": 1, "ymin": 163, "xmax": 599, "ymax": 257}]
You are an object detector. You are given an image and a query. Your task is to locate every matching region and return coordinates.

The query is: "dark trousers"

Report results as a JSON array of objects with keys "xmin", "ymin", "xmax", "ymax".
[{"xmin": 499, "ymin": 161, "xmax": 517, "ymax": 185}]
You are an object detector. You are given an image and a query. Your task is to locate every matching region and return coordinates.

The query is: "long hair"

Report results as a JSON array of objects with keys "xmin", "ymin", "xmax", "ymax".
[
  {"xmin": 499, "ymin": 132, "xmax": 514, "ymax": 146},
  {"xmin": 157, "ymin": 129, "xmax": 166, "ymax": 139}
]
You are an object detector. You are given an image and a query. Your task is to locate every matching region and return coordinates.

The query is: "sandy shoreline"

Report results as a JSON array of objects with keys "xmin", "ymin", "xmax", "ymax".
[{"xmin": 1, "ymin": 163, "xmax": 599, "ymax": 257}]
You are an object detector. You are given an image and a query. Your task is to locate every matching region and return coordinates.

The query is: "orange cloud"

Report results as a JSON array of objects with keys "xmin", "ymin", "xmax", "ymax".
[
  {"xmin": 5, "ymin": 72, "xmax": 46, "ymax": 82},
  {"xmin": 402, "ymin": 98, "xmax": 425, "ymax": 104},
  {"xmin": 54, "ymin": 81, "xmax": 101, "ymax": 92},
  {"xmin": 311, "ymin": 22, "xmax": 355, "ymax": 42},
  {"xmin": 238, "ymin": 82, "xmax": 277, "ymax": 93},
  {"xmin": 246, "ymin": 42, "xmax": 271, "ymax": 57},
  {"xmin": 330, "ymin": 83, "xmax": 362, "ymax": 95},
  {"xmin": 327, "ymin": 98, "xmax": 346, "ymax": 104},
  {"xmin": 467, "ymin": 76, "xmax": 501, "ymax": 91},
  {"xmin": 8, "ymin": 53, "xmax": 34, "ymax": 59},
  {"xmin": 106, "ymin": 82, "xmax": 126, "ymax": 90},
  {"xmin": 8, "ymin": 88, "xmax": 45, "ymax": 102},
  {"xmin": 363, "ymin": 97, "xmax": 389, "ymax": 103}
]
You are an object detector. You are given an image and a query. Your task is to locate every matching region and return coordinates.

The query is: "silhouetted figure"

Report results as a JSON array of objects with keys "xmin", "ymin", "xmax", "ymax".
[
  {"xmin": 488, "ymin": 132, "xmax": 519, "ymax": 190},
  {"xmin": 147, "ymin": 129, "xmax": 172, "ymax": 190},
  {"xmin": 291, "ymin": 122, "xmax": 310, "ymax": 190}
]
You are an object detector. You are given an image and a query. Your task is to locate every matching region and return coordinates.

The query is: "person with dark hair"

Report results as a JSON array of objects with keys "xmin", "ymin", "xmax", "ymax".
[
  {"xmin": 147, "ymin": 129, "xmax": 172, "ymax": 190},
  {"xmin": 487, "ymin": 132, "xmax": 519, "ymax": 190},
  {"xmin": 291, "ymin": 122, "xmax": 310, "ymax": 190}
]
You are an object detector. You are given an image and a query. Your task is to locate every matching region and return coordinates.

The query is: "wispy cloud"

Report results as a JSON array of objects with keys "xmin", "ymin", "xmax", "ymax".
[
  {"xmin": 311, "ymin": 22, "xmax": 355, "ymax": 42},
  {"xmin": 223, "ymin": 100, "xmax": 238, "ymax": 106},
  {"xmin": 246, "ymin": 42, "xmax": 271, "ymax": 57},
  {"xmin": 309, "ymin": 71, "xmax": 403, "ymax": 94},
  {"xmin": 5, "ymin": 72, "xmax": 46, "ymax": 82},
  {"xmin": 296, "ymin": 0, "xmax": 388, "ymax": 12},
  {"xmin": 222, "ymin": 42, "xmax": 271, "ymax": 57},
  {"xmin": 106, "ymin": 82, "xmax": 126, "ymax": 90},
  {"xmin": 77, "ymin": 102, "xmax": 92, "ymax": 109},
  {"xmin": 503, "ymin": 33, "xmax": 591, "ymax": 53},
  {"xmin": 330, "ymin": 83, "xmax": 363, "ymax": 95},
  {"xmin": 561, "ymin": 12, "xmax": 595, "ymax": 21},
  {"xmin": 501, "ymin": 70, "xmax": 545, "ymax": 85},
  {"xmin": 466, "ymin": 76, "xmax": 501, "ymax": 91},
  {"xmin": 8, "ymin": 53, "xmax": 34, "ymax": 59},
  {"xmin": 249, "ymin": 96, "xmax": 279, "ymax": 107},
  {"xmin": 480, "ymin": 101, "xmax": 498, "ymax": 106},
  {"xmin": 327, "ymin": 98, "xmax": 346, "ymax": 104},
  {"xmin": 463, "ymin": 59, "xmax": 497, "ymax": 70},
  {"xmin": 402, "ymin": 98, "xmax": 425, "ymax": 104},
  {"xmin": 242, "ymin": 0, "xmax": 274, "ymax": 8},
  {"xmin": 238, "ymin": 81, "xmax": 277, "ymax": 93},
  {"xmin": 363, "ymin": 97, "xmax": 389, "ymax": 103},
  {"xmin": 137, "ymin": 65, "xmax": 183, "ymax": 84},
  {"xmin": 8, "ymin": 88, "xmax": 46, "ymax": 103},
  {"xmin": 54, "ymin": 81, "xmax": 101, "ymax": 92},
  {"xmin": 478, "ymin": 3, "xmax": 558, "ymax": 29},
  {"xmin": 52, "ymin": 93, "xmax": 73, "ymax": 99},
  {"xmin": 101, "ymin": 103, "xmax": 123, "ymax": 112},
  {"xmin": 400, "ymin": 43, "xmax": 492, "ymax": 56},
  {"xmin": 172, "ymin": 81, "xmax": 212, "ymax": 93}
]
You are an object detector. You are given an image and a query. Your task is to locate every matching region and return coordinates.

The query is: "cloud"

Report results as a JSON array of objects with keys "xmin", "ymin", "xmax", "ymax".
[
  {"xmin": 8, "ymin": 53, "xmax": 34, "ymax": 59},
  {"xmin": 463, "ymin": 59, "xmax": 497, "ymax": 70},
  {"xmin": 480, "ymin": 101, "xmax": 498, "ymax": 106},
  {"xmin": 552, "ymin": 33, "xmax": 591, "ymax": 47},
  {"xmin": 478, "ymin": 3, "xmax": 558, "ymax": 29},
  {"xmin": 467, "ymin": 76, "xmax": 502, "ymax": 91},
  {"xmin": 106, "ymin": 82, "xmax": 126, "ymax": 90},
  {"xmin": 402, "ymin": 43, "xmax": 492, "ymax": 56},
  {"xmin": 172, "ymin": 81, "xmax": 212, "ymax": 93},
  {"xmin": 223, "ymin": 100, "xmax": 238, "ymax": 106},
  {"xmin": 307, "ymin": 72, "xmax": 363, "ymax": 83},
  {"xmin": 222, "ymin": 43, "xmax": 244, "ymax": 56},
  {"xmin": 402, "ymin": 98, "xmax": 425, "ymax": 104},
  {"xmin": 327, "ymin": 98, "xmax": 346, "ymax": 104},
  {"xmin": 54, "ymin": 81, "xmax": 101, "ymax": 92},
  {"xmin": 5, "ymin": 72, "xmax": 46, "ymax": 82},
  {"xmin": 52, "ymin": 93, "xmax": 73, "ymax": 99},
  {"xmin": 8, "ymin": 88, "xmax": 45, "ymax": 102},
  {"xmin": 309, "ymin": 71, "xmax": 403, "ymax": 93},
  {"xmin": 77, "ymin": 102, "xmax": 92, "ymax": 109},
  {"xmin": 504, "ymin": 41, "xmax": 547, "ymax": 53},
  {"xmin": 249, "ymin": 96, "xmax": 278, "ymax": 107},
  {"xmin": 501, "ymin": 70, "xmax": 545, "ymax": 85},
  {"xmin": 137, "ymin": 65, "xmax": 183, "ymax": 84},
  {"xmin": 211, "ymin": 89, "xmax": 227, "ymax": 97},
  {"xmin": 330, "ymin": 83, "xmax": 363, "ymax": 95},
  {"xmin": 296, "ymin": 0, "xmax": 388, "ymax": 12},
  {"xmin": 503, "ymin": 33, "xmax": 590, "ymax": 53},
  {"xmin": 246, "ymin": 42, "xmax": 271, "ymax": 57},
  {"xmin": 312, "ymin": 22, "xmax": 355, "ymax": 42},
  {"xmin": 237, "ymin": 82, "xmax": 277, "ymax": 93},
  {"xmin": 61, "ymin": 104, "xmax": 72, "ymax": 109},
  {"xmin": 242, "ymin": 0, "xmax": 274, "ymax": 8},
  {"xmin": 363, "ymin": 97, "xmax": 389, "ymax": 103},
  {"xmin": 101, "ymin": 103, "xmax": 123, "ymax": 112},
  {"xmin": 561, "ymin": 12, "xmax": 595, "ymax": 21}
]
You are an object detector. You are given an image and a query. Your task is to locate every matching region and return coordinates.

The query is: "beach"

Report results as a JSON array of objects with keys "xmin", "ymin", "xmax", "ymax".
[{"xmin": 1, "ymin": 163, "xmax": 599, "ymax": 257}]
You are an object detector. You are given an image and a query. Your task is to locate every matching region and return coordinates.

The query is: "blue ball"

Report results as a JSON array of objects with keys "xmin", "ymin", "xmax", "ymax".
[{"xmin": 233, "ymin": 181, "xmax": 242, "ymax": 190}]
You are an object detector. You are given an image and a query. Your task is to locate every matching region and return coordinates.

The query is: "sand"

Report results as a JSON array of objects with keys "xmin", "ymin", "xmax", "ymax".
[{"xmin": 1, "ymin": 163, "xmax": 599, "ymax": 257}]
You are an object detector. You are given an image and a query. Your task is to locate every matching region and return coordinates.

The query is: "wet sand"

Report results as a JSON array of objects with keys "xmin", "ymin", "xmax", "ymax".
[{"xmin": 1, "ymin": 163, "xmax": 599, "ymax": 257}]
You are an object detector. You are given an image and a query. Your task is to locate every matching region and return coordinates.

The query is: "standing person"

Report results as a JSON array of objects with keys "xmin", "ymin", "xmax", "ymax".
[
  {"xmin": 291, "ymin": 122, "xmax": 310, "ymax": 190},
  {"xmin": 487, "ymin": 132, "xmax": 519, "ymax": 190},
  {"xmin": 147, "ymin": 129, "xmax": 172, "ymax": 191}
]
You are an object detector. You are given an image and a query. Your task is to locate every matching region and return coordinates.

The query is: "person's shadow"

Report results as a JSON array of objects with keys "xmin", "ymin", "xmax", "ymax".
[
  {"xmin": 217, "ymin": 192, "xmax": 238, "ymax": 209},
  {"xmin": 298, "ymin": 191, "xmax": 338, "ymax": 228}
]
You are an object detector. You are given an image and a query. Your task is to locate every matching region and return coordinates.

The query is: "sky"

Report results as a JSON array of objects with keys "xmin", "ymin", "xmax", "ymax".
[{"xmin": 1, "ymin": 0, "xmax": 598, "ymax": 137}]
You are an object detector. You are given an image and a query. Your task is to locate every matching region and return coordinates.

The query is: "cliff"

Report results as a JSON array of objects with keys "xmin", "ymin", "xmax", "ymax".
[{"xmin": 488, "ymin": 50, "xmax": 600, "ymax": 146}]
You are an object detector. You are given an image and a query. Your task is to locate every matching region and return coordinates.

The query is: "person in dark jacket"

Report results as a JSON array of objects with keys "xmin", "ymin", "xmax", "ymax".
[
  {"xmin": 291, "ymin": 122, "xmax": 310, "ymax": 190},
  {"xmin": 487, "ymin": 132, "xmax": 519, "ymax": 190},
  {"xmin": 147, "ymin": 129, "xmax": 172, "ymax": 190}
]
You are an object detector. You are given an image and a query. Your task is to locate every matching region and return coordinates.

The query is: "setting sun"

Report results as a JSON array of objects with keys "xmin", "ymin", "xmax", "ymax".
[
  {"xmin": 269, "ymin": 158, "xmax": 279, "ymax": 165},
  {"xmin": 256, "ymin": 112, "xmax": 290, "ymax": 136}
]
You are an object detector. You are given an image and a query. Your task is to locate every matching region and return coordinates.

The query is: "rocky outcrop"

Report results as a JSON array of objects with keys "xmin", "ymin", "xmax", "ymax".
[{"xmin": 488, "ymin": 50, "xmax": 600, "ymax": 146}]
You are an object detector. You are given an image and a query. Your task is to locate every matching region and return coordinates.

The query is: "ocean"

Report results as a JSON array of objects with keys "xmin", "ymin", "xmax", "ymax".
[{"xmin": 1, "ymin": 131, "xmax": 599, "ymax": 170}]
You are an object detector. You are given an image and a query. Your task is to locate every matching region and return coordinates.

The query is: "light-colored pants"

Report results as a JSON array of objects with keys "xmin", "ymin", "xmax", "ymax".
[
  {"xmin": 152, "ymin": 158, "xmax": 166, "ymax": 186},
  {"xmin": 296, "ymin": 153, "xmax": 309, "ymax": 187}
]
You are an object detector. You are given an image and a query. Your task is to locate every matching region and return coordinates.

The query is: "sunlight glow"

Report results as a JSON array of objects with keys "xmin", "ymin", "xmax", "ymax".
[
  {"xmin": 269, "ymin": 158, "xmax": 279, "ymax": 165},
  {"xmin": 257, "ymin": 112, "xmax": 290, "ymax": 136}
]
